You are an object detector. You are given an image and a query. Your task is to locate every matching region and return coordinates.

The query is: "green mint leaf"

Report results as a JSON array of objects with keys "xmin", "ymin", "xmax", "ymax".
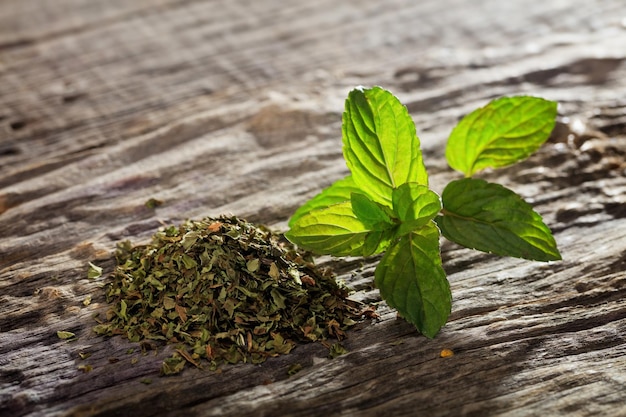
[
  {"xmin": 392, "ymin": 183, "xmax": 441, "ymax": 236},
  {"xmin": 435, "ymin": 178, "xmax": 561, "ymax": 261},
  {"xmin": 350, "ymin": 191, "xmax": 398, "ymax": 256},
  {"xmin": 342, "ymin": 86, "xmax": 428, "ymax": 204},
  {"xmin": 446, "ymin": 96, "xmax": 557, "ymax": 177},
  {"xmin": 289, "ymin": 175, "xmax": 359, "ymax": 227},
  {"xmin": 362, "ymin": 228, "xmax": 396, "ymax": 257},
  {"xmin": 351, "ymin": 192, "xmax": 395, "ymax": 231},
  {"xmin": 375, "ymin": 222, "xmax": 451, "ymax": 338},
  {"xmin": 285, "ymin": 201, "xmax": 371, "ymax": 256},
  {"xmin": 391, "ymin": 182, "xmax": 441, "ymax": 236}
]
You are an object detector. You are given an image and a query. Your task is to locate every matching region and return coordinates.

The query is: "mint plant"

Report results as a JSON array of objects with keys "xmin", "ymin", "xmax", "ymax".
[{"xmin": 285, "ymin": 87, "xmax": 560, "ymax": 337}]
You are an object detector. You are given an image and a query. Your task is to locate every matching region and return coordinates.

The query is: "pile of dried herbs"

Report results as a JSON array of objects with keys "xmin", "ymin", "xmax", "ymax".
[{"xmin": 95, "ymin": 216, "xmax": 365, "ymax": 375}]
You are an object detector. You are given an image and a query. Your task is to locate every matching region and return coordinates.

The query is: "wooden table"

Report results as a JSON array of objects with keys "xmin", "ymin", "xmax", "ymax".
[{"xmin": 2, "ymin": 1, "xmax": 626, "ymax": 416}]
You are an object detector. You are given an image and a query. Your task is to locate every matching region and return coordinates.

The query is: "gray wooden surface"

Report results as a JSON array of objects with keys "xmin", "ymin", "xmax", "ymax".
[{"xmin": 1, "ymin": 1, "xmax": 626, "ymax": 416}]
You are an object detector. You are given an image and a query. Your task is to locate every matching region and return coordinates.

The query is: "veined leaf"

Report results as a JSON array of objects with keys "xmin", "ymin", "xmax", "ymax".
[
  {"xmin": 446, "ymin": 96, "xmax": 557, "ymax": 177},
  {"xmin": 285, "ymin": 202, "xmax": 371, "ymax": 257},
  {"xmin": 362, "ymin": 228, "xmax": 397, "ymax": 257},
  {"xmin": 351, "ymin": 192, "xmax": 395, "ymax": 231},
  {"xmin": 342, "ymin": 87, "xmax": 428, "ymax": 204},
  {"xmin": 374, "ymin": 222, "xmax": 451, "ymax": 338},
  {"xmin": 289, "ymin": 175, "xmax": 359, "ymax": 227},
  {"xmin": 435, "ymin": 178, "xmax": 561, "ymax": 261},
  {"xmin": 350, "ymin": 192, "xmax": 398, "ymax": 256},
  {"xmin": 392, "ymin": 183, "xmax": 441, "ymax": 236}
]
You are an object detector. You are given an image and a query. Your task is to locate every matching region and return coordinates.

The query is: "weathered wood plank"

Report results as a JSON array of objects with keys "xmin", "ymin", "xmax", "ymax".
[{"xmin": 1, "ymin": 0, "xmax": 626, "ymax": 416}]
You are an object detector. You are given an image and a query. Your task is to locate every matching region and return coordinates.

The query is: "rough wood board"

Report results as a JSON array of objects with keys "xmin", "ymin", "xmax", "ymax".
[{"xmin": 1, "ymin": 0, "xmax": 626, "ymax": 416}]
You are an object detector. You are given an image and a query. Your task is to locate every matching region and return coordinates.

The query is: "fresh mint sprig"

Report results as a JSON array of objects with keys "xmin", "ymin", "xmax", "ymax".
[{"xmin": 285, "ymin": 86, "xmax": 560, "ymax": 337}]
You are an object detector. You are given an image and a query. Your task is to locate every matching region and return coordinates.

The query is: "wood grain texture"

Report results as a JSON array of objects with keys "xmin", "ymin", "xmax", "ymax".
[{"xmin": 1, "ymin": 0, "xmax": 626, "ymax": 416}]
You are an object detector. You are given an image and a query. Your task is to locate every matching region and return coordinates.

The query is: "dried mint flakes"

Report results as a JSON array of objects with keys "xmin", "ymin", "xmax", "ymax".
[{"xmin": 95, "ymin": 216, "xmax": 365, "ymax": 375}]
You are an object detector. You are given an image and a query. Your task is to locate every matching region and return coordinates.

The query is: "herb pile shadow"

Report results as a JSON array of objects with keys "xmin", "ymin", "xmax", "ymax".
[
  {"xmin": 95, "ymin": 216, "xmax": 363, "ymax": 375},
  {"xmin": 286, "ymin": 86, "xmax": 561, "ymax": 337}
]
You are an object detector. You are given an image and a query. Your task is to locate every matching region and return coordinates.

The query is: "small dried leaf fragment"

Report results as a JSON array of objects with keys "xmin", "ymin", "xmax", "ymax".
[
  {"xmin": 87, "ymin": 262, "xmax": 102, "ymax": 279},
  {"xmin": 287, "ymin": 363, "xmax": 303, "ymax": 376},
  {"xmin": 440, "ymin": 348, "xmax": 454, "ymax": 358},
  {"xmin": 78, "ymin": 365, "xmax": 93, "ymax": 373},
  {"xmin": 208, "ymin": 222, "xmax": 222, "ymax": 232},
  {"xmin": 145, "ymin": 198, "xmax": 163, "ymax": 209},
  {"xmin": 57, "ymin": 331, "xmax": 76, "ymax": 340}
]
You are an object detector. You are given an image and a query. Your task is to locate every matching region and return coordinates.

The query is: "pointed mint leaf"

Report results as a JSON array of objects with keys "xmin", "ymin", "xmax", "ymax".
[
  {"xmin": 446, "ymin": 96, "xmax": 557, "ymax": 177},
  {"xmin": 342, "ymin": 87, "xmax": 428, "ymax": 205},
  {"xmin": 392, "ymin": 183, "xmax": 441, "ymax": 236},
  {"xmin": 350, "ymin": 192, "xmax": 398, "ymax": 255},
  {"xmin": 435, "ymin": 178, "xmax": 561, "ymax": 261},
  {"xmin": 375, "ymin": 222, "xmax": 451, "ymax": 338},
  {"xmin": 289, "ymin": 175, "xmax": 359, "ymax": 227},
  {"xmin": 351, "ymin": 192, "xmax": 396, "ymax": 231},
  {"xmin": 363, "ymin": 228, "xmax": 396, "ymax": 257},
  {"xmin": 286, "ymin": 201, "xmax": 378, "ymax": 257}
]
